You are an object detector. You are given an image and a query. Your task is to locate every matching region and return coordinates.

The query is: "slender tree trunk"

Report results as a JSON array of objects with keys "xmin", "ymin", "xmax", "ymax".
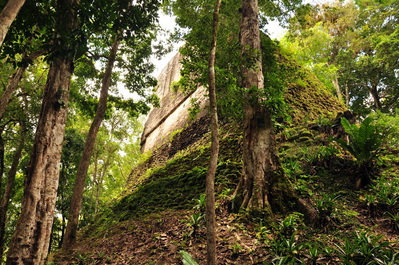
[
  {"xmin": 94, "ymin": 157, "xmax": 110, "ymax": 215},
  {"xmin": 0, "ymin": 51, "xmax": 44, "ymax": 120},
  {"xmin": 6, "ymin": 0, "xmax": 79, "ymax": 263},
  {"xmin": 205, "ymin": 1, "xmax": 221, "ymax": 264},
  {"xmin": 369, "ymin": 84, "xmax": 381, "ymax": 110},
  {"xmin": 0, "ymin": 123, "xmax": 26, "ymax": 263},
  {"xmin": 62, "ymin": 36, "xmax": 120, "ymax": 250},
  {"xmin": 91, "ymin": 151, "xmax": 99, "ymax": 199},
  {"xmin": 345, "ymin": 82, "xmax": 349, "ymax": 107},
  {"xmin": 0, "ymin": 0, "xmax": 26, "ymax": 47},
  {"xmin": 0, "ymin": 132, "xmax": 4, "ymax": 192},
  {"xmin": 332, "ymin": 75, "xmax": 343, "ymax": 103}
]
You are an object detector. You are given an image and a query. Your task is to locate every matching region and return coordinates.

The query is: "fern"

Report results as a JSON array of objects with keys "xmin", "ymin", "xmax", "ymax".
[{"xmin": 336, "ymin": 117, "xmax": 382, "ymax": 166}]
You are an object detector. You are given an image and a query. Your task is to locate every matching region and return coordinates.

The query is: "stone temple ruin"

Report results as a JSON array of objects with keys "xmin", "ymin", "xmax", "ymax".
[
  {"xmin": 140, "ymin": 53, "xmax": 209, "ymax": 152},
  {"xmin": 140, "ymin": 50, "xmax": 345, "ymax": 153}
]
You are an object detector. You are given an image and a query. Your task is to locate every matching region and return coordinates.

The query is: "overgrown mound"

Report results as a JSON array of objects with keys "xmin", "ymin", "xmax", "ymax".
[
  {"xmin": 261, "ymin": 35, "xmax": 346, "ymax": 125},
  {"xmin": 53, "ymin": 116, "xmax": 399, "ymax": 264},
  {"xmin": 52, "ymin": 39, "xmax": 399, "ymax": 264}
]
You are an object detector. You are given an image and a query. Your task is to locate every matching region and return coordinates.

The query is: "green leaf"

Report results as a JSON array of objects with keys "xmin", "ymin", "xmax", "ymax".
[{"xmin": 179, "ymin": 250, "xmax": 199, "ymax": 265}]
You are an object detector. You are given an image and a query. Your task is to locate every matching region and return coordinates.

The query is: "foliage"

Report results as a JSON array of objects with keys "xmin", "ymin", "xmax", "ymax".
[
  {"xmin": 335, "ymin": 232, "xmax": 396, "ymax": 264},
  {"xmin": 369, "ymin": 111, "xmax": 399, "ymax": 151},
  {"xmin": 335, "ymin": 117, "xmax": 382, "ymax": 167},
  {"xmin": 179, "ymin": 250, "xmax": 199, "ymax": 265},
  {"xmin": 186, "ymin": 194, "xmax": 206, "ymax": 236},
  {"xmin": 315, "ymin": 193, "xmax": 340, "ymax": 218},
  {"xmin": 162, "ymin": 0, "xmax": 302, "ymax": 123},
  {"xmin": 284, "ymin": 0, "xmax": 399, "ymax": 115}
]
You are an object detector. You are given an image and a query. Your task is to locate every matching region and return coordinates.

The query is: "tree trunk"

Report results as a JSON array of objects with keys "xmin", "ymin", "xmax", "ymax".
[
  {"xmin": 205, "ymin": 1, "xmax": 221, "ymax": 264},
  {"xmin": 62, "ymin": 36, "xmax": 120, "ymax": 250},
  {"xmin": 0, "ymin": 0, "xmax": 26, "ymax": 46},
  {"xmin": 345, "ymin": 82, "xmax": 349, "ymax": 107},
  {"xmin": 369, "ymin": 84, "xmax": 381, "ymax": 110},
  {"xmin": 0, "ymin": 123, "xmax": 26, "ymax": 263},
  {"xmin": 94, "ymin": 156, "xmax": 110, "ymax": 215},
  {"xmin": 0, "ymin": 51, "xmax": 44, "ymax": 120},
  {"xmin": 6, "ymin": 57, "xmax": 73, "ymax": 265},
  {"xmin": 6, "ymin": 0, "xmax": 79, "ymax": 263},
  {"xmin": 332, "ymin": 75, "xmax": 343, "ymax": 103},
  {"xmin": 0, "ymin": 131, "xmax": 4, "ymax": 193},
  {"xmin": 234, "ymin": 0, "xmax": 316, "ymax": 221},
  {"xmin": 235, "ymin": 0, "xmax": 272, "ymax": 214}
]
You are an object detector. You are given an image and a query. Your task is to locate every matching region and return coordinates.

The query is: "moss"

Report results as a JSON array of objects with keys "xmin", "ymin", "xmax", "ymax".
[{"xmin": 111, "ymin": 124, "xmax": 243, "ymax": 222}]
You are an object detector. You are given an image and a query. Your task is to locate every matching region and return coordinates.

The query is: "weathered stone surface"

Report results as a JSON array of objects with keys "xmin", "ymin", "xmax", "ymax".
[{"xmin": 140, "ymin": 53, "xmax": 208, "ymax": 152}]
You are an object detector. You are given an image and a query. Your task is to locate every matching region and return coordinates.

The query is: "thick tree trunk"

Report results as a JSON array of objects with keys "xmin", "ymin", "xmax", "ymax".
[
  {"xmin": 62, "ymin": 36, "xmax": 120, "ymax": 250},
  {"xmin": 0, "ymin": 0, "xmax": 26, "ymax": 46},
  {"xmin": 235, "ymin": 0, "xmax": 316, "ymax": 221},
  {"xmin": 6, "ymin": 0, "xmax": 79, "ymax": 263},
  {"xmin": 0, "ymin": 123, "xmax": 26, "ymax": 263},
  {"xmin": 236, "ymin": 0, "xmax": 273, "ymax": 213},
  {"xmin": 6, "ymin": 57, "xmax": 73, "ymax": 265},
  {"xmin": 205, "ymin": 1, "xmax": 221, "ymax": 264}
]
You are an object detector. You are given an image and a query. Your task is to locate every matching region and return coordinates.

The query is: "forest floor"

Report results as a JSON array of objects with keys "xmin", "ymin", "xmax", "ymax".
[{"xmin": 52, "ymin": 185, "xmax": 399, "ymax": 264}]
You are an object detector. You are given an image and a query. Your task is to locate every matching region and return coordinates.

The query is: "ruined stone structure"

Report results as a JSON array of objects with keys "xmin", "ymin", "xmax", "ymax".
[
  {"xmin": 140, "ymin": 50, "xmax": 345, "ymax": 153},
  {"xmin": 140, "ymin": 53, "xmax": 208, "ymax": 152}
]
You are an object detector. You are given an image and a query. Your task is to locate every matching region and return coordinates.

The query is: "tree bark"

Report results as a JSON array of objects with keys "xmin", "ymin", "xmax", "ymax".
[
  {"xmin": 0, "ymin": 123, "xmax": 26, "ymax": 263},
  {"xmin": 0, "ymin": 0, "xmax": 26, "ymax": 47},
  {"xmin": 345, "ymin": 82, "xmax": 350, "ymax": 107},
  {"xmin": 62, "ymin": 36, "xmax": 120, "ymax": 250},
  {"xmin": 236, "ymin": 0, "xmax": 273, "ymax": 214},
  {"xmin": 205, "ymin": 1, "xmax": 221, "ymax": 264},
  {"xmin": 0, "ymin": 132, "xmax": 4, "ymax": 193},
  {"xmin": 234, "ymin": 0, "xmax": 316, "ymax": 221},
  {"xmin": 6, "ymin": 57, "xmax": 73, "ymax": 265},
  {"xmin": 332, "ymin": 75, "xmax": 343, "ymax": 103},
  {"xmin": 6, "ymin": 0, "xmax": 79, "ymax": 263},
  {"xmin": 369, "ymin": 83, "xmax": 381, "ymax": 110}
]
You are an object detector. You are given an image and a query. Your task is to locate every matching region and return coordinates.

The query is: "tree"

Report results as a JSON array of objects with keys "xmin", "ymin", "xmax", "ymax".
[
  {"xmin": 285, "ymin": 0, "xmax": 399, "ymax": 114},
  {"xmin": 205, "ymin": 1, "xmax": 221, "ymax": 263},
  {"xmin": 62, "ymin": 34, "xmax": 121, "ymax": 250},
  {"xmin": 0, "ymin": 50, "xmax": 44, "ymax": 120},
  {"xmin": 234, "ymin": 0, "xmax": 284, "ymax": 214},
  {"xmin": 283, "ymin": 1, "xmax": 359, "ymax": 106},
  {"xmin": 0, "ymin": 122, "xmax": 26, "ymax": 261},
  {"xmin": 6, "ymin": 0, "xmax": 80, "ymax": 263},
  {"xmin": 351, "ymin": 0, "xmax": 398, "ymax": 113},
  {"xmin": 0, "ymin": 0, "xmax": 25, "ymax": 46},
  {"xmin": 62, "ymin": 0, "xmax": 160, "ymax": 249},
  {"xmin": 0, "ymin": 53, "xmax": 45, "ymax": 263},
  {"xmin": 163, "ymin": 0, "xmax": 314, "ymax": 218}
]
